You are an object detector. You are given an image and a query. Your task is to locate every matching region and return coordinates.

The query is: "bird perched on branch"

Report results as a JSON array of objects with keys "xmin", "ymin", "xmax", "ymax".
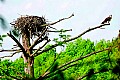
[
  {"xmin": 118, "ymin": 30, "xmax": 120, "ymax": 38},
  {"xmin": 101, "ymin": 15, "xmax": 112, "ymax": 24}
]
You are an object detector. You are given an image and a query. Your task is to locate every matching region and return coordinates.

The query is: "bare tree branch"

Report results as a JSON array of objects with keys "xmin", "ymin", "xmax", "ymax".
[
  {"xmin": 31, "ymin": 39, "xmax": 51, "ymax": 57},
  {"xmin": 0, "ymin": 51, "xmax": 20, "ymax": 58},
  {"xmin": 64, "ymin": 23, "xmax": 110, "ymax": 42},
  {"xmin": 7, "ymin": 33, "xmax": 27, "ymax": 57},
  {"xmin": 29, "ymin": 27, "xmax": 48, "ymax": 50},
  {"xmin": 41, "ymin": 14, "xmax": 74, "ymax": 27},
  {"xmin": 34, "ymin": 23, "xmax": 110, "ymax": 57},
  {"xmin": 30, "ymin": 14, "xmax": 74, "ymax": 50},
  {"xmin": 0, "ymin": 49, "xmax": 21, "ymax": 52},
  {"xmin": 47, "ymin": 29, "xmax": 72, "ymax": 32},
  {"xmin": 49, "ymin": 14, "xmax": 74, "ymax": 25}
]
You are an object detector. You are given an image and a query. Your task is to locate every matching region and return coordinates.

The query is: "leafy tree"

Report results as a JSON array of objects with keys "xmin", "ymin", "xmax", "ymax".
[{"xmin": 0, "ymin": 33, "xmax": 119, "ymax": 80}]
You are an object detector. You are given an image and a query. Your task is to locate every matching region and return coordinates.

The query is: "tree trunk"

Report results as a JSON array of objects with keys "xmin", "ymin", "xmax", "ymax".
[{"xmin": 22, "ymin": 33, "xmax": 34, "ymax": 79}]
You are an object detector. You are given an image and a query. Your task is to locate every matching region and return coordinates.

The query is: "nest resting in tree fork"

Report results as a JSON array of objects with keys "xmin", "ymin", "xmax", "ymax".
[{"xmin": 10, "ymin": 15, "xmax": 48, "ymax": 38}]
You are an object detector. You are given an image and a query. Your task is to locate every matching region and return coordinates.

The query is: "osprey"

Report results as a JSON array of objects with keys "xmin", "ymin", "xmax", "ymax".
[
  {"xmin": 118, "ymin": 30, "xmax": 120, "ymax": 38},
  {"xmin": 101, "ymin": 15, "xmax": 112, "ymax": 24}
]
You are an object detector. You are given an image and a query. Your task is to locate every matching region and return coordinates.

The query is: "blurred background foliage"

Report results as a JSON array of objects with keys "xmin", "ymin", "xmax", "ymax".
[{"xmin": 0, "ymin": 0, "xmax": 7, "ymax": 30}]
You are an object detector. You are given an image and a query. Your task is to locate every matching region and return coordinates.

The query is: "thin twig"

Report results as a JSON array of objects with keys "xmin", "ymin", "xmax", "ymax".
[
  {"xmin": 0, "ymin": 49, "xmax": 21, "ymax": 52},
  {"xmin": 63, "ymin": 24, "xmax": 110, "ymax": 42},
  {"xmin": 47, "ymin": 29, "xmax": 72, "ymax": 32},
  {"xmin": 29, "ymin": 27, "xmax": 48, "ymax": 50},
  {"xmin": 41, "ymin": 14, "xmax": 74, "ymax": 27},
  {"xmin": 30, "ymin": 14, "xmax": 74, "ymax": 50},
  {"xmin": 0, "ymin": 51, "xmax": 20, "ymax": 58},
  {"xmin": 31, "ymin": 39, "xmax": 51, "ymax": 57}
]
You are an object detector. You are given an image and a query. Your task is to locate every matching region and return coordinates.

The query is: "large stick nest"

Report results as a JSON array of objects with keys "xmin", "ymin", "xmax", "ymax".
[{"xmin": 10, "ymin": 15, "xmax": 48, "ymax": 38}]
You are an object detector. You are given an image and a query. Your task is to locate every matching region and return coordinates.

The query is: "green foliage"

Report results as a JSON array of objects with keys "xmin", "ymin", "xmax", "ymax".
[
  {"xmin": 64, "ymin": 38, "xmax": 95, "ymax": 58},
  {"xmin": 50, "ymin": 62, "xmax": 58, "ymax": 72},
  {"xmin": 0, "ymin": 58, "xmax": 25, "ymax": 79},
  {"xmin": 0, "ymin": 37, "xmax": 119, "ymax": 80},
  {"xmin": 47, "ymin": 62, "xmax": 65, "ymax": 80},
  {"xmin": 10, "ymin": 29, "xmax": 20, "ymax": 38},
  {"xmin": 34, "ymin": 45, "xmax": 56, "ymax": 78},
  {"xmin": 0, "ymin": 34, "xmax": 7, "ymax": 47},
  {"xmin": 54, "ymin": 38, "xmax": 119, "ymax": 80},
  {"xmin": 53, "ymin": 29, "xmax": 71, "ymax": 46}
]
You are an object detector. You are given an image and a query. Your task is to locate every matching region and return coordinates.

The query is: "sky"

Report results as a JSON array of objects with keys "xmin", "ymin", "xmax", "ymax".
[{"xmin": 0, "ymin": 0, "xmax": 120, "ymax": 60}]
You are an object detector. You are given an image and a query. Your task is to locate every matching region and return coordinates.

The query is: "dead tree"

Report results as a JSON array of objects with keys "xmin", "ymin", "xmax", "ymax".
[{"xmin": 0, "ymin": 14, "xmax": 115, "ymax": 79}]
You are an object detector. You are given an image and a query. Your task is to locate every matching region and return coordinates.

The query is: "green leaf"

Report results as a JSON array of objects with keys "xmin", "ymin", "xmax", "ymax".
[
  {"xmin": 59, "ymin": 29, "xmax": 66, "ymax": 32},
  {"xmin": 0, "ymin": 43, "xmax": 2, "ymax": 47},
  {"xmin": 67, "ymin": 35, "xmax": 71, "ymax": 37},
  {"xmin": 2, "ymin": 34, "xmax": 7, "ymax": 37},
  {"xmin": 0, "ymin": 36, "xmax": 3, "ymax": 41},
  {"xmin": 53, "ymin": 38, "xmax": 58, "ymax": 41},
  {"xmin": 12, "ymin": 29, "xmax": 19, "ymax": 37},
  {"xmin": 58, "ymin": 41, "xmax": 64, "ymax": 46},
  {"xmin": 59, "ymin": 34, "xmax": 66, "ymax": 38}
]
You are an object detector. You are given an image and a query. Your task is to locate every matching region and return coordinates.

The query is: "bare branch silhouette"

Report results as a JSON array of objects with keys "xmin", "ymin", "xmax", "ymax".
[
  {"xmin": 0, "ymin": 50, "xmax": 21, "ymax": 58},
  {"xmin": 7, "ymin": 33, "xmax": 27, "ymax": 57},
  {"xmin": 31, "ymin": 39, "xmax": 51, "ymax": 56},
  {"xmin": 41, "ymin": 14, "xmax": 74, "ymax": 27},
  {"xmin": 34, "ymin": 23, "xmax": 110, "ymax": 57},
  {"xmin": 47, "ymin": 29, "xmax": 72, "ymax": 32},
  {"xmin": 29, "ymin": 27, "xmax": 48, "ymax": 50},
  {"xmin": 0, "ymin": 49, "xmax": 21, "ymax": 52}
]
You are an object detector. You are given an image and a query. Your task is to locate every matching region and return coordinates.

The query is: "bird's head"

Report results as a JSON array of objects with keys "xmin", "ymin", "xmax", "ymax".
[{"xmin": 109, "ymin": 15, "xmax": 112, "ymax": 18}]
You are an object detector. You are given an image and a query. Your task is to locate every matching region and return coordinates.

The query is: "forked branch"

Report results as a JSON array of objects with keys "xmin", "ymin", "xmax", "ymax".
[
  {"xmin": 41, "ymin": 14, "xmax": 74, "ymax": 27},
  {"xmin": 30, "ymin": 14, "xmax": 74, "ymax": 50},
  {"xmin": 29, "ymin": 27, "xmax": 48, "ymax": 50},
  {"xmin": 31, "ymin": 39, "xmax": 51, "ymax": 56},
  {"xmin": 7, "ymin": 33, "xmax": 27, "ymax": 57},
  {"xmin": 47, "ymin": 29, "xmax": 72, "ymax": 32}
]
